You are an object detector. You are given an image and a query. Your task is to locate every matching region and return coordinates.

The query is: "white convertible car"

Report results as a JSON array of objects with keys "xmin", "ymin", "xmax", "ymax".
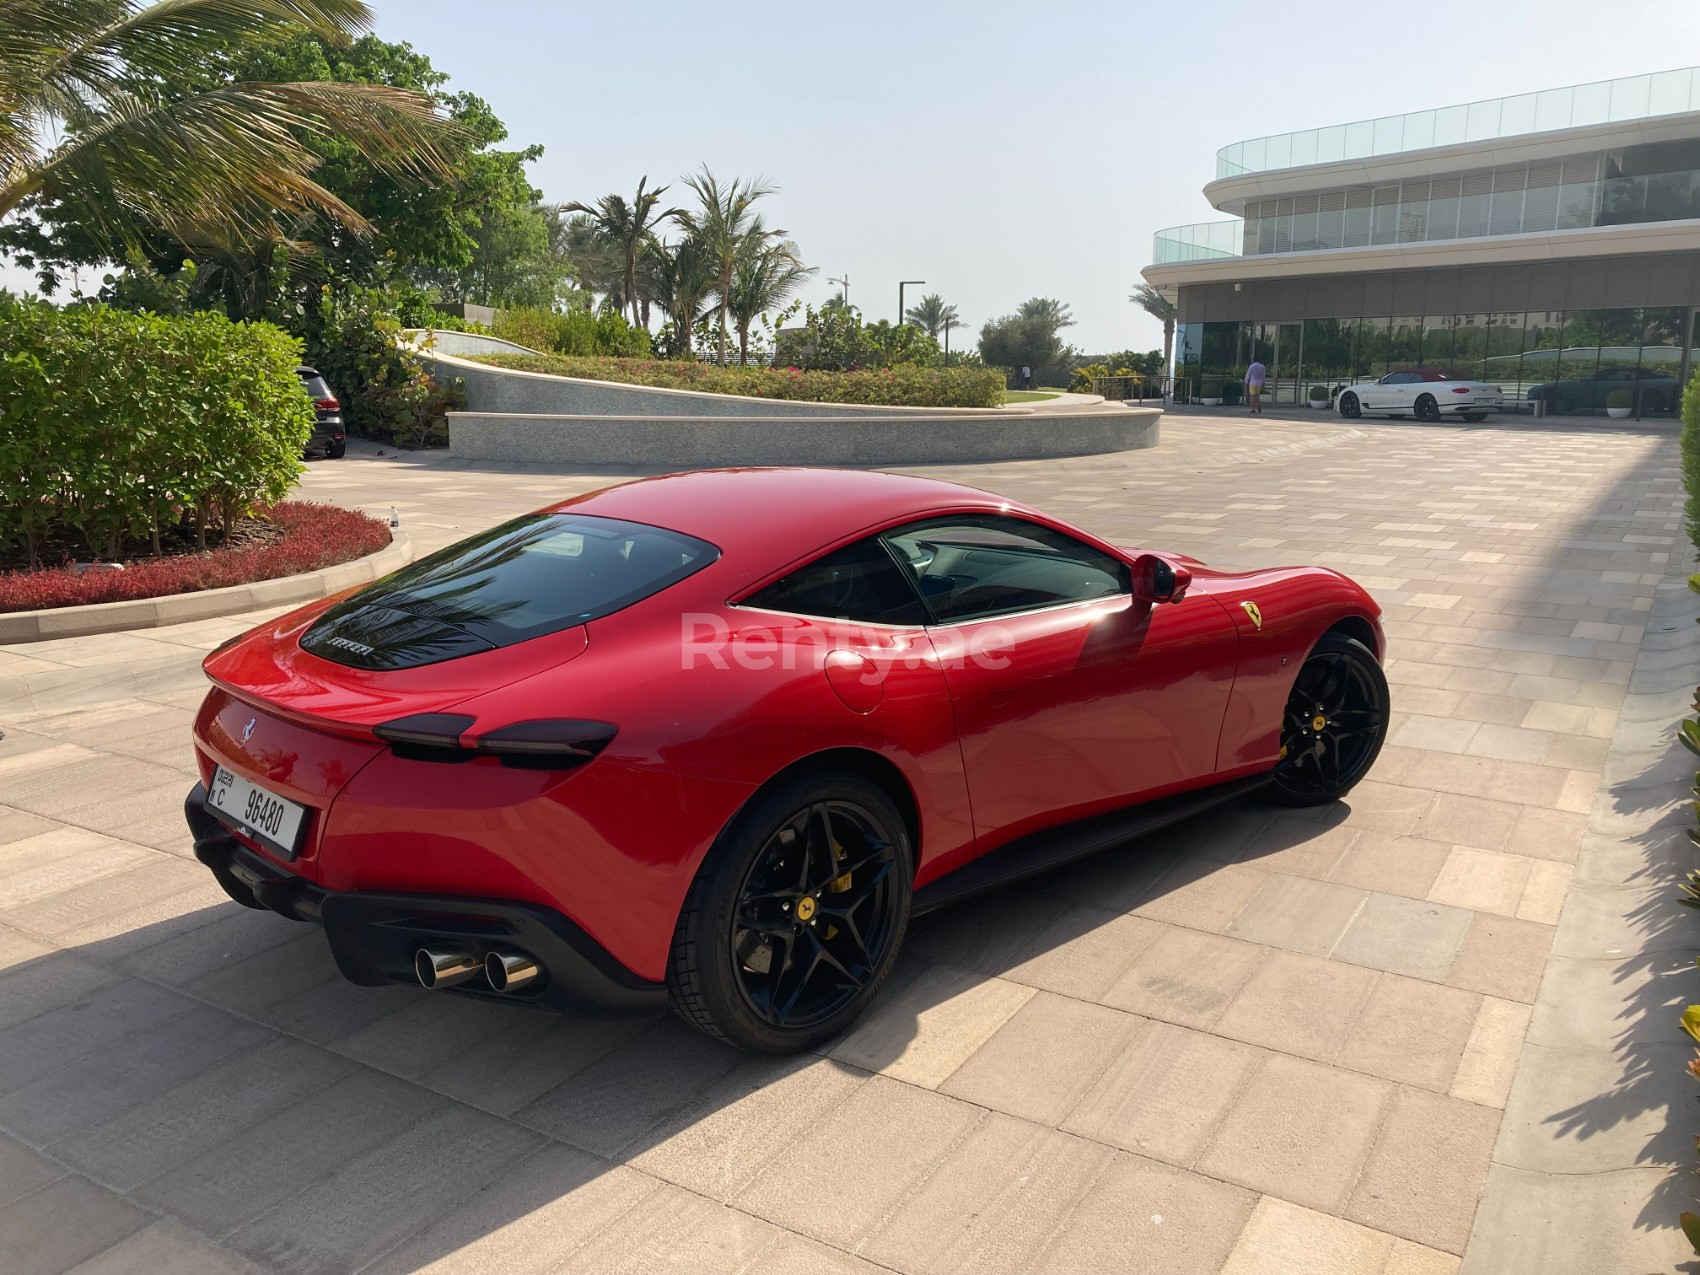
[{"xmin": 1337, "ymin": 370, "xmax": 1504, "ymax": 421}]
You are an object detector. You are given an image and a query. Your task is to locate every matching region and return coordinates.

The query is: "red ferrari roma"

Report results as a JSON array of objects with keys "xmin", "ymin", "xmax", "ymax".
[{"xmin": 186, "ymin": 468, "xmax": 1388, "ymax": 1052}]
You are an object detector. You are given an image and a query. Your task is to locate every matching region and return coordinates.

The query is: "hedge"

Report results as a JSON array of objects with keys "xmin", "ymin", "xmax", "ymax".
[
  {"xmin": 0, "ymin": 295, "xmax": 312, "ymax": 564},
  {"xmin": 467, "ymin": 353, "xmax": 1007, "ymax": 409},
  {"xmin": 0, "ymin": 502, "xmax": 389, "ymax": 612}
]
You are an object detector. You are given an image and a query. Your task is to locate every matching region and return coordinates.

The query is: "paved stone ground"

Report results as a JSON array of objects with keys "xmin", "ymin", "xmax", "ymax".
[{"xmin": 0, "ymin": 413, "xmax": 1693, "ymax": 1274}]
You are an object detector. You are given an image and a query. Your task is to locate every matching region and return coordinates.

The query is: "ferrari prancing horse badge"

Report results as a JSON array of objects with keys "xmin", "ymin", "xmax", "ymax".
[{"xmin": 1240, "ymin": 601, "xmax": 1263, "ymax": 630}]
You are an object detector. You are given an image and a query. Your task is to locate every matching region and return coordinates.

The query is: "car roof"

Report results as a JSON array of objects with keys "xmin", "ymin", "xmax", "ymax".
[{"xmin": 546, "ymin": 468, "xmax": 1037, "ymax": 557}]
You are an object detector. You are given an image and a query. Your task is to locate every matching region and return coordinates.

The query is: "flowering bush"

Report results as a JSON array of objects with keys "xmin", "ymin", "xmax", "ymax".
[
  {"xmin": 0, "ymin": 503, "xmax": 390, "ymax": 613},
  {"xmin": 468, "ymin": 353, "xmax": 1006, "ymax": 409}
]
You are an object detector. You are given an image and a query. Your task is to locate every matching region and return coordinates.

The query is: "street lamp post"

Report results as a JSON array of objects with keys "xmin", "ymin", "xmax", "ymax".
[
  {"xmin": 898, "ymin": 280, "xmax": 926, "ymax": 326},
  {"xmin": 827, "ymin": 274, "xmax": 850, "ymax": 310}
]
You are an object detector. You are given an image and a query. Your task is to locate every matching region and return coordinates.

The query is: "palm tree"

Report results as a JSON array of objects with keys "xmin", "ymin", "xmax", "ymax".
[
  {"xmin": 641, "ymin": 232, "xmax": 715, "ymax": 358},
  {"xmin": 728, "ymin": 239, "xmax": 814, "ymax": 364},
  {"xmin": 0, "ymin": 0, "xmax": 460, "ymax": 257},
  {"xmin": 904, "ymin": 292, "xmax": 959, "ymax": 339},
  {"xmin": 1017, "ymin": 296, "xmax": 1076, "ymax": 330},
  {"xmin": 678, "ymin": 166, "xmax": 779, "ymax": 365},
  {"xmin": 1131, "ymin": 283, "xmax": 1177, "ymax": 376},
  {"xmin": 561, "ymin": 176, "xmax": 682, "ymax": 328}
]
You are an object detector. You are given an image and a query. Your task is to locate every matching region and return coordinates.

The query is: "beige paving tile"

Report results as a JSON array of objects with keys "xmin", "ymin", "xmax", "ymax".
[
  {"xmin": 1427, "ymin": 846, "xmax": 1533, "ymax": 916},
  {"xmin": 997, "ymin": 907, "xmax": 1164, "ymax": 1000},
  {"xmin": 1227, "ymin": 874, "xmax": 1370, "ymax": 957},
  {"xmin": 557, "ymin": 1182, "xmax": 782, "ymax": 1275},
  {"xmin": 1332, "ymin": 892, "xmax": 1475, "ymax": 981},
  {"xmin": 1504, "ymin": 805, "xmax": 1589, "ymax": 862},
  {"xmin": 1348, "ymin": 1088, "xmax": 1500, "ymax": 1254},
  {"xmin": 1338, "ymin": 975, "xmax": 1482, "ymax": 1091},
  {"xmin": 1447, "ymin": 914, "xmax": 1556, "ymax": 1004},
  {"xmin": 741, "ymin": 1234, "xmax": 889, "ymax": 1275},
  {"xmin": 1132, "ymin": 860, "xmax": 1271, "ymax": 932},
  {"xmin": 736, "ymin": 1075, "xmax": 982, "ymax": 1249},
  {"xmin": 1384, "ymin": 1239, "xmax": 1463, "ymax": 1275},
  {"xmin": 938, "ymin": 991, "xmax": 1141, "ymax": 1125},
  {"xmin": 1392, "ymin": 715, "xmax": 1480, "ymax": 753},
  {"xmin": 1198, "ymin": 1054, "xmax": 1391, "ymax": 1212},
  {"xmin": 1449, "ymin": 996, "xmax": 1534, "ymax": 1108},
  {"xmin": 1103, "ymin": 928, "xmax": 1268, "ymax": 1030},
  {"xmin": 365, "ymin": 1147, "xmax": 657, "ymax": 1275},
  {"xmin": 1515, "ymin": 859, "xmax": 1573, "ymax": 924},
  {"xmin": 1328, "ymin": 833, "xmax": 1453, "ymax": 899},
  {"xmin": 1216, "ymin": 950, "xmax": 1379, "ymax": 1061},
  {"xmin": 1236, "ymin": 816, "xmax": 1359, "ymax": 878},
  {"xmin": 1220, "ymin": 1195, "xmax": 1394, "ymax": 1275},
  {"xmin": 903, "ymin": 887, "xmax": 1072, "ymax": 974},
  {"xmin": 827, "ymin": 962, "xmax": 1034, "ymax": 1089},
  {"xmin": 629, "ymin": 1054, "xmax": 867, "ymax": 1198},
  {"xmin": 1032, "ymin": 1151, "xmax": 1256, "ymax": 1275},
  {"xmin": 859, "ymin": 1113, "xmax": 1114, "ymax": 1275},
  {"xmin": 1062, "ymin": 1020, "xmax": 1263, "ymax": 1167},
  {"xmin": 1413, "ymin": 794, "xmax": 1522, "ymax": 853}
]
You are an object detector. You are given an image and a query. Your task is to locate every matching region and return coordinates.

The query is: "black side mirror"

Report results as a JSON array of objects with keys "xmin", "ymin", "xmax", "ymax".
[{"xmin": 1131, "ymin": 553, "xmax": 1191, "ymax": 605}]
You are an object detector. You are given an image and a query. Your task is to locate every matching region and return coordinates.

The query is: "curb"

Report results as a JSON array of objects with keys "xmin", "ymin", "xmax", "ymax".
[{"xmin": 0, "ymin": 531, "xmax": 413, "ymax": 644}]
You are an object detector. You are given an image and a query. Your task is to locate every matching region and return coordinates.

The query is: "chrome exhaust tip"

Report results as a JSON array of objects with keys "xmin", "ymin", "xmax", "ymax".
[
  {"xmin": 414, "ymin": 947, "xmax": 480, "ymax": 990},
  {"xmin": 485, "ymin": 949, "xmax": 540, "ymax": 993}
]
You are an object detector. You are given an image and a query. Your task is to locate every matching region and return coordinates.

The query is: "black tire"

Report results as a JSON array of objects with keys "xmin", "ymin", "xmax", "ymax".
[
  {"xmin": 1338, "ymin": 392, "xmax": 1361, "ymax": 419},
  {"xmin": 327, "ymin": 441, "xmax": 347, "ymax": 459},
  {"xmin": 667, "ymin": 769, "xmax": 912, "ymax": 1053},
  {"xmin": 1265, "ymin": 633, "xmax": 1389, "ymax": 807},
  {"xmin": 1461, "ymin": 412, "xmax": 1488, "ymax": 422},
  {"xmin": 1414, "ymin": 393, "xmax": 1441, "ymax": 422}
]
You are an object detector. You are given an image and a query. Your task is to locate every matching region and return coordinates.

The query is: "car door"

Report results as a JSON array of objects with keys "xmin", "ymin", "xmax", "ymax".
[
  {"xmin": 1379, "ymin": 371, "xmax": 1419, "ymax": 413},
  {"xmin": 880, "ymin": 514, "xmax": 1239, "ymax": 866}
]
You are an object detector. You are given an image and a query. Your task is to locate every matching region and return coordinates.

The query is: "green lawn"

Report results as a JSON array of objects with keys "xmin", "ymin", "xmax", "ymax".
[{"xmin": 1005, "ymin": 390, "xmax": 1061, "ymax": 403}]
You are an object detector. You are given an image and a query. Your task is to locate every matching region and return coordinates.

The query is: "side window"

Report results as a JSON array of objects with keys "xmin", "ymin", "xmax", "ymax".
[
  {"xmin": 1382, "ymin": 371, "xmax": 1418, "ymax": 384},
  {"xmin": 882, "ymin": 515, "xmax": 1129, "ymax": 623},
  {"xmin": 743, "ymin": 536, "xmax": 930, "ymax": 625}
]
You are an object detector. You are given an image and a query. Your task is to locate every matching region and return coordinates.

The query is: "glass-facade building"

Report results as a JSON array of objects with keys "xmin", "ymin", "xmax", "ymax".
[{"xmin": 1143, "ymin": 68, "xmax": 1700, "ymax": 417}]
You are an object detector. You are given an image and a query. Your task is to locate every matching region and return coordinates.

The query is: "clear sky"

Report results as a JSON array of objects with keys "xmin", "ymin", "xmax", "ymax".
[{"xmin": 10, "ymin": 0, "xmax": 1700, "ymax": 351}]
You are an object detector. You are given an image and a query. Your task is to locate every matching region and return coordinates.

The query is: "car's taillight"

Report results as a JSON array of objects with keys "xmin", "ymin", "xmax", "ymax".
[
  {"xmin": 1491, "ymin": 386, "xmax": 1503, "ymax": 393},
  {"xmin": 373, "ymin": 714, "xmax": 617, "ymax": 770},
  {"xmin": 315, "ymin": 396, "xmax": 340, "ymax": 410},
  {"xmin": 1451, "ymin": 387, "xmax": 1472, "ymax": 394}
]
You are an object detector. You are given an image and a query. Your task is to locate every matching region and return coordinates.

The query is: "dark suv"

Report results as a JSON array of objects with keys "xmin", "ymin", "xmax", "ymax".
[{"xmin": 298, "ymin": 367, "xmax": 346, "ymax": 459}]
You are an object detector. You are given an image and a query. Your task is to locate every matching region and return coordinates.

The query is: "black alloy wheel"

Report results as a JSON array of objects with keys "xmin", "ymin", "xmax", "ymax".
[
  {"xmin": 1414, "ymin": 393, "xmax": 1441, "ymax": 422},
  {"xmin": 668, "ymin": 770, "xmax": 911, "ymax": 1052},
  {"xmin": 1339, "ymin": 392, "xmax": 1362, "ymax": 419},
  {"xmin": 1266, "ymin": 632, "xmax": 1389, "ymax": 807}
]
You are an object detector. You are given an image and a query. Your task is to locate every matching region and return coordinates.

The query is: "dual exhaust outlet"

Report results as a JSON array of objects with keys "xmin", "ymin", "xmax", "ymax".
[{"xmin": 414, "ymin": 946, "xmax": 539, "ymax": 994}]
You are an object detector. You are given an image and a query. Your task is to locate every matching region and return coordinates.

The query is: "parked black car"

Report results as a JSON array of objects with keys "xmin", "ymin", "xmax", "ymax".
[
  {"xmin": 1525, "ymin": 365, "xmax": 1680, "ymax": 416},
  {"xmin": 298, "ymin": 367, "xmax": 346, "ymax": 458}
]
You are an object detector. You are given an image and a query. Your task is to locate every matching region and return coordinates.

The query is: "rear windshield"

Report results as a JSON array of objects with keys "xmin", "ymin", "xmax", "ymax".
[
  {"xmin": 298, "ymin": 371, "xmax": 332, "ymax": 399},
  {"xmin": 310, "ymin": 513, "xmax": 719, "ymax": 648}
]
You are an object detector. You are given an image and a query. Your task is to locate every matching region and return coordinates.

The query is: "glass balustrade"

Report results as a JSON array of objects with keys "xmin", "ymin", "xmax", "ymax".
[{"xmin": 1217, "ymin": 68, "xmax": 1700, "ymax": 178}]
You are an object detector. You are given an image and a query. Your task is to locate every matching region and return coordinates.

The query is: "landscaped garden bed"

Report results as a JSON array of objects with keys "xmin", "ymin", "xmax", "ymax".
[
  {"xmin": 466, "ymin": 353, "xmax": 1008, "ymax": 409},
  {"xmin": 0, "ymin": 502, "xmax": 391, "ymax": 613}
]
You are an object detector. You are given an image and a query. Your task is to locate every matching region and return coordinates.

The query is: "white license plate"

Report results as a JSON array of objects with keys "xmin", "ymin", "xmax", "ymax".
[
  {"xmin": 1475, "ymin": 396, "xmax": 1497, "ymax": 402},
  {"xmin": 207, "ymin": 766, "xmax": 306, "ymax": 859}
]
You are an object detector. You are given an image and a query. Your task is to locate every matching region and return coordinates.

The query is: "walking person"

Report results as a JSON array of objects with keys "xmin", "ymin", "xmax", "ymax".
[
  {"xmin": 1019, "ymin": 365, "xmax": 1033, "ymax": 391},
  {"xmin": 1245, "ymin": 358, "xmax": 1266, "ymax": 414}
]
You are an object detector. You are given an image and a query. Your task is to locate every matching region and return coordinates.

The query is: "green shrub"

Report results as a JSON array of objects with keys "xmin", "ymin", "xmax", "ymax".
[
  {"xmin": 304, "ymin": 287, "xmax": 462, "ymax": 448},
  {"xmin": 1607, "ymin": 387, "xmax": 1635, "ymax": 410},
  {"xmin": 492, "ymin": 305, "xmax": 652, "ymax": 358},
  {"xmin": 1684, "ymin": 371, "xmax": 1700, "ymax": 555},
  {"xmin": 468, "ymin": 353, "xmax": 1006, "ymax": 408},
  {"xmin": 0, "ymin": 294, "xmax": 311, "ymax": 563},
  {"xmin": 772, "ymin": 306, "xmax": 940, "ymax": 371}
]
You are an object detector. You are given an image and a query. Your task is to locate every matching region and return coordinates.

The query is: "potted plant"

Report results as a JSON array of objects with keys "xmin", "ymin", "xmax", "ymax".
[
  {"xmin": 1308, "ymin": 385, "xmax": 1330, "ymax": 409},
  {"xmin": 1606, "ymin": 388, "xmax": 1634, "ymax": 419},
  {"xmin": 1200, "ymin": 377, "xmax": 1223, "ymax": 407}
]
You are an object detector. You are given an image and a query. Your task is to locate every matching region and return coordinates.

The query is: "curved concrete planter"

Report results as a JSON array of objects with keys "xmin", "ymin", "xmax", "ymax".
[
  {"xmin": 421, "ymin": 348, "xmax": 1031, "ymax": 421},
  {"xmin": 449, "ymin": 409, "xmax": 1161, "ymax": 467},
  {"xmin": 0, "ymin": 531, "xmax": 413, "ymax": 644}
]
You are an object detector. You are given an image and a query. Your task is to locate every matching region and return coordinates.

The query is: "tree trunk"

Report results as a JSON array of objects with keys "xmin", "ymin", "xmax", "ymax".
[
  {"xmin": 1162, "ymin": 317, "xmax": 1175, "ymax": 378},
  {"xmin": 738, "ymin": 324, "xmax": 749, "ymax": 365},
  {"xmin": 717, "ymin": 270, "xmax": 731, "ymax": 366}
]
